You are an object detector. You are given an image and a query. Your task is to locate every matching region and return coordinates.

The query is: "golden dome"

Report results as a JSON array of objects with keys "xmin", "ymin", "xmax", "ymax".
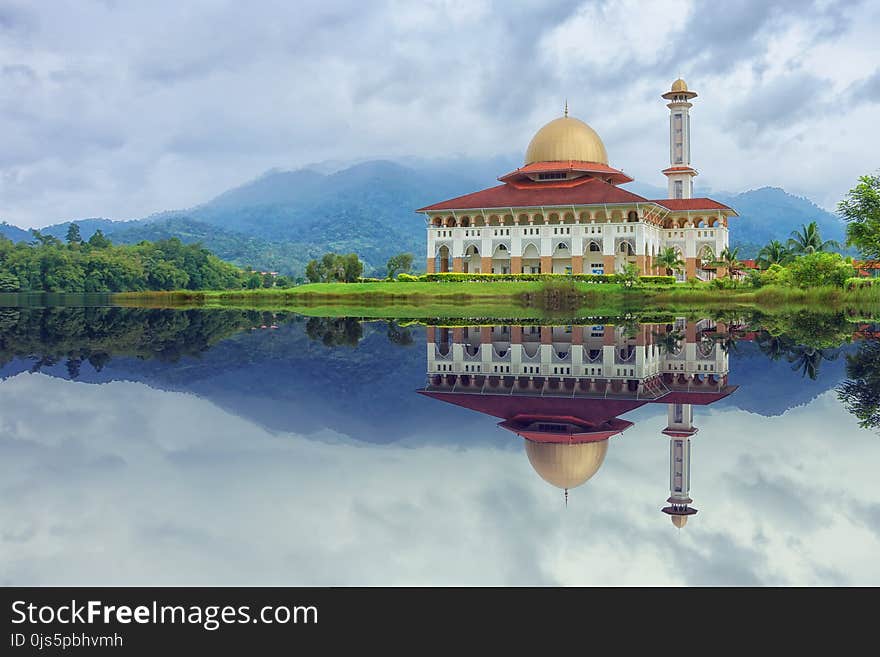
[
  {"xmin": 524, "ymin": 116, "xmax": 608, "ymax": 165},
  {"xmin": 671, "ymin": 515, "xmax": 689, "ymax": 529},
  {"xmin": 524, "ymin": 439, "xmax": 608, "ymax": 490},
  {"xmin": 671, "ymin": 78, "xmax": 688, "ymax": 92}
]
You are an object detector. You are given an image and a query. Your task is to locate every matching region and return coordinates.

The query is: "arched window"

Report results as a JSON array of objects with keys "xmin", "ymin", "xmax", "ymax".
[
  {"xmin": 627, "ymin": 211, "xmax": 638, "ymax": 222},
  {"xmin": 588, "ymin": 241, "xmax": 601, "ymax": 252}
]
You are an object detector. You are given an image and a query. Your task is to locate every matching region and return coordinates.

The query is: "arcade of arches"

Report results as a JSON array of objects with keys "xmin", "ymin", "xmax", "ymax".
[
  {"xmin": 425, "ymin": 209, "xmax": 731, "ymax": 279},
  {"xmin": 417, "ymin": 79, "xmax": 737, "ymax": 281}
]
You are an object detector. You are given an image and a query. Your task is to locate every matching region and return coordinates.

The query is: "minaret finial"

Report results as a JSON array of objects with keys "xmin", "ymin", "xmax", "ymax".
[{"xmin": 564, "ymin": 99, "xmax": 568, "ymax": 117}]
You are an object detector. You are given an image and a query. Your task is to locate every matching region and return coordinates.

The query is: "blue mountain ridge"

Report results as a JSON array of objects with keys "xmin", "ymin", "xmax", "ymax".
[
  {"xmin": 0, "ymin": 159, "xmax": 849, "ymax": 274},
  {"xmin": 0, "ymin": 321, "xmax": 854, "ymax": 445}
]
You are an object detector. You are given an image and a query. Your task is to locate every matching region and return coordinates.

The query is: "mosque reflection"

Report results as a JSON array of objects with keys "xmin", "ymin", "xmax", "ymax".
[{"xmin": 419, "ymin": 320, "xmax": 738, "ymax": 528}]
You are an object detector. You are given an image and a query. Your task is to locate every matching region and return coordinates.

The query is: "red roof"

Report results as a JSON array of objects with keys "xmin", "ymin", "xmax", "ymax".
[
  {"xmin": 498, "ymin": 160, "xmax": 634, "ymax": 185},
  {"xmin": 499, "ymin": 416, "xmax": 633, "ymax": 444},
  {"xmin": 418, "ymin": 390, "xmax": 648, "ymax": 424},
  {"xmin": 419, "ymin": 385, "xmax": 737, "ymax": 418},
  {"xmin": 662, "ymin": 429, "xmax": 699, "ymax": 437},
  {"xmin": 662, "ymin": 166, "xmax": 697, "ymax": 174},
  {"xmin": 658, "ymin": 387, "xmax": 739, "ymax": 405},
  {"xmin": 652, "ymin": 197, "xmax": 737, "ymax": 214},
  {"xmin": 417, "ymin": 177, "xmax": 651, "ymax": 212}
]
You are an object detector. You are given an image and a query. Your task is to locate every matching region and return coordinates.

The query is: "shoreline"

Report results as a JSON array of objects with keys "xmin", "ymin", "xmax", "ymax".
[{"xmin": 105, "ymin": 281, "xmax": 880, "ymax": 318}]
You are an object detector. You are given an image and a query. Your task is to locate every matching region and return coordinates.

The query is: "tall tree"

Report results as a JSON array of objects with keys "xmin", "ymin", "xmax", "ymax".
[
  {"xmin": 838, "ymin": 173, "xmax": 880, "ymax": 260},
  {"xmin": 756, "ymin": 240, "xmax": 790, "ymax": 268},
  {"xmin": 304, "ymin": 252, "xmax": 363, "ymax": 282},
  {"xmin": 30, "ymin": 229, "xmax": 61, "ymax": 247},
  {"xmin": 340, "ymin": 253, "xmax": 363, "ymax": 282},
  {"xmin": 87, "ymin": 229, "xmax": 112, "ymax": 249},
  {"xmin": 787, "ymin": 221, "xmax": 840, "ymax": 255},
  {"xmin": 305, "ymin": 259, "xmax": 323, "ymax": 283},
  {"xmin": 66, "ymin": 223, "xmax": 83, "ymax": 245},
  {"xmin": 386, "ymin": 253, "xmax": 414, "ymax": 278},
  {"xmin": 321, "ymin": 253, "xmax": 343, "ymax": 281}
]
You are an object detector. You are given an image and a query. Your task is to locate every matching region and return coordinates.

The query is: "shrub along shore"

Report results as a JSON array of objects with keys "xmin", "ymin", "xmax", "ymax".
[{"xmin": 110, "ymin": 273, "xmax": 880, "ymax": 319}]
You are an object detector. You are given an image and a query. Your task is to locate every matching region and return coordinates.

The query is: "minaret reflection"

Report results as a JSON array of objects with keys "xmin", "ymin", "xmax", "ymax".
[
  {"xmin": 418, "ymin": 320, "xmax": 738, "ymax": 526},
  {"xmin": 662, "ymin": 403, "xmax": 698, "ymax": 527}
]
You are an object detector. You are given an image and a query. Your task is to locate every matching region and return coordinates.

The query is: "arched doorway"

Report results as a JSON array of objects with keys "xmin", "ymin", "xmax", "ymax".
[
  {"xmin": 585, "ymin": 240, "xmax": 604, "ymax": 275},
  {"xmin": 615, "ymin": 240, "xmax": 636, "ymax": 274},
  {"xmin": 492, "ymin": 244, "xmax": 511, "ymax": 274},
  {"xmin": 437, "ymin": 245, "xmax": 451, "ymax": 273},
  {"xmin": 522, "ymin": 243, "xmax": 541, "ymax": 274},
  {"xmin": 464, "ymin": 244, "xmax": 480, "ymax": 273},
  {"xmin": 552, "ymin": 241, "xmax": 571, "ymax": 274}
]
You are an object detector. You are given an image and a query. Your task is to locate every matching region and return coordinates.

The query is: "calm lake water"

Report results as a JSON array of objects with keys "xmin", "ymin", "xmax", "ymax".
[{"xmin": 0, "ymin": 306, "xmax": 878, "ymax": 586}]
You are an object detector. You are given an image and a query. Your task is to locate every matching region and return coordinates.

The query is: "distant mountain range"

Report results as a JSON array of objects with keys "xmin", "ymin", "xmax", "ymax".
[
  {"xmin": 0, "ymin": 159, "xmax": 849, "ymax": 275},
  {"xmin": 0, "ymin": 317, "xmax": 855, "ymax": 443}
]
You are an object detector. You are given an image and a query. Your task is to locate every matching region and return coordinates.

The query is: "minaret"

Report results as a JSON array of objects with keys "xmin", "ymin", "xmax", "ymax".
[
  {"xmin": 661, "ymin": 403, "xmax": 698, "ymax": 528},
  {"xmin": 661, "ymin": 78, "xmax": 698, "ymax": 200}
]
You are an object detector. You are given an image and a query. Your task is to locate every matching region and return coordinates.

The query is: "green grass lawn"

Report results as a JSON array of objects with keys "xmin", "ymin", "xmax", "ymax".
[{"xmin": 111, "ymin": 280, "xmax": 880, "ymax": 319}]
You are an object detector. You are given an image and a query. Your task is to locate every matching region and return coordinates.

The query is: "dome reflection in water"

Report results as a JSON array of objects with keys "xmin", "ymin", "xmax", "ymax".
[{"xmin": 420, "ymin": 320, "xmax": 738, "ymax": 527}]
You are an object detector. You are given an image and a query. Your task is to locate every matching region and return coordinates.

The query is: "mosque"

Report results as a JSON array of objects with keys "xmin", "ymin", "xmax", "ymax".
[
  {"xmin": 418, "ymin": 319, "xmax": 738, "ymax": 528},
  {"xmin": 417, "ymin": 79, "xmax": 737, "ymax": 281}
]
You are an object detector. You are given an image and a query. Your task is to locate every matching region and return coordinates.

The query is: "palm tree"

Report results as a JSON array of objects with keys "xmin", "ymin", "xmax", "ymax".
[
  {"xmin": 787, "ymin": 221, "xmax": 840, "ymax": 255},
  {"xmin": 756, "ymin": 240, "xmax": 790, "ymax": 268},
  {"xmin": 656, "ymin": 247, "xmax": 684, "ymax": 276},
  {"xmin": 787, "ymin": 345, "xmax": 840, "ymax": 380},
  {"xmin": 652, "ymin": 327, "xmax": 684, "ymax": 355},
  {"xmin": 756, "ymin": 331, "xmax": 794, "ymax": 361},
  {"xmin": 715, "ymin": 246, "xmax": 741, "ymax": 276},
  {"xmin": 711, "ymin": 324, "xmax": 748, "ymax": 354}
]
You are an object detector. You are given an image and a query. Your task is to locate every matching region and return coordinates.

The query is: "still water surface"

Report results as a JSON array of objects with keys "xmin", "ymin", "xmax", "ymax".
[{"xmin": 0, "ymin": 307, "xmax": 878, "ymax": 585}]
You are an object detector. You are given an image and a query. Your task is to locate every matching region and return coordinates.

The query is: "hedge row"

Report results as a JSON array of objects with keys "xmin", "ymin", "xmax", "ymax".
[
  {"xmin": 395, "ymin": 272, "xmax": 676, "ymax": 285},
  {"xmin": 639, "ymin": 276, "xmax": 678, "ymax": 284},
  {"xmin": 845, "ymin": 277, "xmax": 877, "ymax": 289}
]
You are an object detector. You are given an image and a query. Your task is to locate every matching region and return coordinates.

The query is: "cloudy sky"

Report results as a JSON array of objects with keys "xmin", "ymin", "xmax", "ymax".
[
  {"xmin": 1, "ymin": 371, "xmax": 878, "ymax": 586},
  {"xmin": 1, "ymin": 0, "xmax": 878, "ymax": 227}
]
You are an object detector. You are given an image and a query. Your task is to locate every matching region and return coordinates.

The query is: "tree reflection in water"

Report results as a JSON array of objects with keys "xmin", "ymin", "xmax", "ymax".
[{"xmin": 838, "ymin": 339, "xmax": 880, "ymax": 430}]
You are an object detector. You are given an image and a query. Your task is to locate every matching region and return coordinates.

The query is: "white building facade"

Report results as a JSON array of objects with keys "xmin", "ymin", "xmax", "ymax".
[{"xmin": 418, "ymin": 80, "xmax": 737, "ymax": 281}]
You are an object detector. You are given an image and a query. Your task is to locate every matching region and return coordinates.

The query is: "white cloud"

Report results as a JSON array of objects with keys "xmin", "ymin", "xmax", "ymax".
[
  {"xmin": 541, "ymin": 0, "xmax": 694, "ymax": 74},
  {"xmin": 0, "ymin": 0, "xmax": 876, "ymax": 226},
  {"xmin": 0, "ymin": 372, "xmax": 877, "ymax": 585}
]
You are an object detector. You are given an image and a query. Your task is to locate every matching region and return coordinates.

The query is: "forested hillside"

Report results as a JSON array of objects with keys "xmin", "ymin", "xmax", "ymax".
[
  {"xmin": 0, "ymin": 160, "xmax": 849, "ymax": 276},
  {"xmin": 0, "ymin": 232, "xmax": 245, "ymax": 292}
]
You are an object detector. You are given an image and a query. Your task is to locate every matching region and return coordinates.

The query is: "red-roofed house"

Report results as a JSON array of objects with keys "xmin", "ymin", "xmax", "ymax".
[{"xmin": 416, "ymin": 80, "xmax": 737, "ymax": 281}]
